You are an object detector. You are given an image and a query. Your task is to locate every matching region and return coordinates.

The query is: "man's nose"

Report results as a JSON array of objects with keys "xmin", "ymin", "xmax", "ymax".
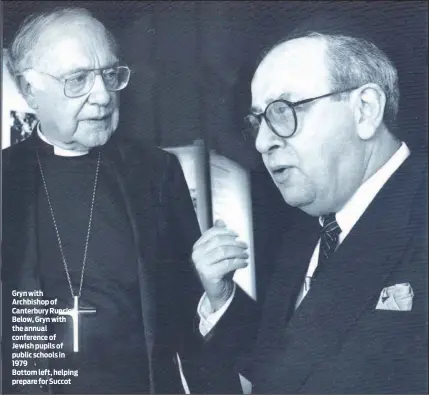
[
  {"xmin": 255, "ymin": 119, "xmax": 284, "ymax": 154},
  {"xmin": 88, "ymin": 74, "xmax": 111, "ymax": 106}
]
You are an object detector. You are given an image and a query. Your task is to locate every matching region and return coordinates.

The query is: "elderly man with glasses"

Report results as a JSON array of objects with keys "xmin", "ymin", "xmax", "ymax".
[
  {"xmin": 2, "ymin": 7, "xmax": 223, "ymax": 394},
  {"xmin": 192, "ymin": 24, "xmax": 427, "ymax": 394}
]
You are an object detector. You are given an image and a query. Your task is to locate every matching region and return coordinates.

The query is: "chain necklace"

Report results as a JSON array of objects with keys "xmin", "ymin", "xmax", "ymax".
[{"xmin": 36, "ymin": 149, "xmax": 101, "ymax": 298}]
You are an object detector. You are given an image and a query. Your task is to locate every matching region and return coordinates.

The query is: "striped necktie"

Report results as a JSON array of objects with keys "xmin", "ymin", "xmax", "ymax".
[
  {"xmin": 295, "ymin": 213, "xmax": 342, "ymax": 309},
  {"xmin": 313, "ymin": 213, "xmax": 341, "ymax": 281}
]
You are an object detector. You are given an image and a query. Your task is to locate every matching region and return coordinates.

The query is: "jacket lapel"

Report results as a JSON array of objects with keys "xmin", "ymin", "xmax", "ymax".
[
  {"xmin": 2, "ymin": 135, "xmax": 40, "ymax": 290},
  {"xmin": 269, "ymin": 218, "xmax": 320, "ymax": 330},
  {"xmin": 253, "ymin": 152, "xmax": 426, "ymax": 393},
  {"xmin": 2, "ymin": 136, "xmax": 51, "ymax": 392},
  {"xmin": 102, "ymin": 141, "xmax": 159, "ymax": 392},
  {"xmin": 251, "ymin": 215, "xmax": 319, "ymax": 371}
]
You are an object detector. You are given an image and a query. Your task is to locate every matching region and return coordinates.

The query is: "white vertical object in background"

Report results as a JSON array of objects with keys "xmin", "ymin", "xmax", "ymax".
[
  {"xmin": 210, "ymin": 152, "xmax": 256, "ymax": 301},
  {"xmin": 163, "ymin": 145, "xmax": 256, "ymax": 393},
  {"xmin": 2, "ymin": 49, "xmax": 36, "ymax": 149},
  {"xmin": 164, "ymin": 142, "xmax": 212, "ymax": 394},
  {"xmin": 163, "ymin": 142, "xmax": 209, "ymax": 233},
  {"xmin": 163, "ymin": 145, "xmax": 256, "ymax": 300}
]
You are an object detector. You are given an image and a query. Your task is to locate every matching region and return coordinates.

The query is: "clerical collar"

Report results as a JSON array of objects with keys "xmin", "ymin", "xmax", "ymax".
[{"xmin": 37, "ymin": 123, "xmax": 89, "ymax": 157}]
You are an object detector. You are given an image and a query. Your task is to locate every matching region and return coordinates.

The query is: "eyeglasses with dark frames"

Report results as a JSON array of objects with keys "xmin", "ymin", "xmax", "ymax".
[
  {"xmin": 21, "ymin": 65, "xmax": 131, "ymax": 98},
  {"xmin": 244, "ymin": 87, "xmax": 360, "ymax": 140}
]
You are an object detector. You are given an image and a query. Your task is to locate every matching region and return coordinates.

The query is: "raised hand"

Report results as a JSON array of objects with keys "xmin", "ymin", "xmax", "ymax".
[{"xmin": 192, "ymin": 219, "xmax": 249, "ymax": 311}]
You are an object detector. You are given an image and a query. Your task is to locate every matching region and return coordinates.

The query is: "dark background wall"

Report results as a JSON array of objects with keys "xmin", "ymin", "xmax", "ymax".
[
  {"xmin": 3, "ymin": 1, "xmax": 427, "ymax": 161},
  {"xmin": 3, "ymin": 0, "xmax": 427, "ymax": 300}
]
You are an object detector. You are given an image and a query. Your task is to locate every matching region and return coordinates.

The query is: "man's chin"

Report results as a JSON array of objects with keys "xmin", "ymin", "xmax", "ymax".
[
  {"xmin": 281, "ymin": 192, "xmax": 318, "ymax": 215},
  {"xmin": 77, "ymin": 130, "xmax": 114, "ymax": 149}
]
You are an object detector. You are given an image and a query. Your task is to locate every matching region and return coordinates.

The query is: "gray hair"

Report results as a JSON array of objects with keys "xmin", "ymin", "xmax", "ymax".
[
  {"xmin": 8, "ymin": 7, "xmax": 118, "ymax": 78},
  {"xmin": 264, "ymin": 31, "xmax": 400, "ymax": 131}
]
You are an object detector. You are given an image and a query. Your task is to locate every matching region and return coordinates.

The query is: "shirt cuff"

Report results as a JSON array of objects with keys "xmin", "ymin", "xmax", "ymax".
[{"xmin": 198, "ymin": 283, "xmax": 236, "ymax": 337}]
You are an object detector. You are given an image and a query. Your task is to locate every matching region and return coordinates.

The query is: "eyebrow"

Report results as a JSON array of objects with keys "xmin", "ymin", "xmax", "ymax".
[
  {"xmin": 250, "ymin": 92, "xmax": 294, "ymax": 114},
  {"xmin": 59, "ymin": 61, "xmax": 121, "ymax": 78}
]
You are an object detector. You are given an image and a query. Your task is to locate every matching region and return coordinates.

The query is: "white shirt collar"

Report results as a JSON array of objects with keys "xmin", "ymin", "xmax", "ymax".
[
  {"xmin": 37, "ymin": 123, "xmax": 89, "ymax": 157},
  {"xmin": 320, "ymin": 142, "xmax": 411, "ymax": 244}
]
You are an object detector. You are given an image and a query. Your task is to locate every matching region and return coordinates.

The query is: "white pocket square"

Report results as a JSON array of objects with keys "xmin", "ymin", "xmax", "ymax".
[{"xmin": 376, "ymin": 283, "xmax": 414, "ymax": 311}]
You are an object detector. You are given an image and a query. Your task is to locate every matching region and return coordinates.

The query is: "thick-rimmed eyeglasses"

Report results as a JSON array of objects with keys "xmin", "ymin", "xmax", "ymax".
[
  {"xmin": 244, "ymin": 87, "xmax": 359, "ymax": 140},
  {"xmin": 26, "ymin": 65, "xmax": 131, "ymax": 98}
]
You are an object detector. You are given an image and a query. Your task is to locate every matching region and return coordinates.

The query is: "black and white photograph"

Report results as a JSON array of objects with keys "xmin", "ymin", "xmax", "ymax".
[
  {"xmin": 1, "ymin": 1, "xmax": 427, "ymax": 394},
  {"xmin": 2, "ymin": 48, "xmax": 39, "ymax": 148},
  {"xmin": 9, "ymin": 111, "xmax": 38, "ymax": 145}
]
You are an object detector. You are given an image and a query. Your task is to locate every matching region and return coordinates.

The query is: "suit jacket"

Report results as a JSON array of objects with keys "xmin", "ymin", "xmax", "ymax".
[
  {"xmin": 209, "ymin": 150, "xmax": 428, "ymax": 394},
  {"xmin": 1, "ymin": 131, "xmax": 223, "ymax": 394}
]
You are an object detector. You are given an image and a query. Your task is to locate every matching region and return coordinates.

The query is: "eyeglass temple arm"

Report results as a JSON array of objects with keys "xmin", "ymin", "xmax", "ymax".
[{"xmin": 292, "ymin": 86, "xmax": 360, "ymax": 106}]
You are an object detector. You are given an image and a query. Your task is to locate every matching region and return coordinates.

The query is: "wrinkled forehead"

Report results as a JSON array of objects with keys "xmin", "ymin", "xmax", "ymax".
[
  {"xmin": 33, "ymin": 16, "xmax": 118, "ymax": 74},
  {"xmin": 251, "ymin": 37, "xmax": 332, "ymax": 112}
]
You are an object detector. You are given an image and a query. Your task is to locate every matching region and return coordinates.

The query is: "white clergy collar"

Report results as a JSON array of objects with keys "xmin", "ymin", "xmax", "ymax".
[
  {"xmin": 37, "ymin": 123, "xmax": 89, "ymax": 157},
  {"xmin": 320, "ymin": 142, "xmax": 411, "ymax": 244}
]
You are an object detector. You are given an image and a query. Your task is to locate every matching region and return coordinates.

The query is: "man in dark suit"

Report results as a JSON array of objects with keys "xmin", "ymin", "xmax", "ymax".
[
  {"xmin": 1, "ymin": 7, "xmax": 220, "ymax": 394},
  {"xmin": 192, "ymin": 26, "xmax": 428, "ymax": 393}
]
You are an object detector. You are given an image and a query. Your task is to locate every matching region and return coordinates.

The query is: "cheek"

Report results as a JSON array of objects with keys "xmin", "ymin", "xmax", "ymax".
[
  {"xmin": 108, "ymin": 97, "xmax": 120, "ymax": 131},
  {"xmin": 38, "ymin": 93, "xmax": 82, "ymax": 135},
  {"xmin": 292, "ymin": 107, "xmax": 352, "ymax": 187},
  {"xmin": 111, "ymin": 97, "xmax": 120, "ymax": 127},
  {"xmin": 66, "ymin": 106, "xmax": 87, "ymax": 136}
]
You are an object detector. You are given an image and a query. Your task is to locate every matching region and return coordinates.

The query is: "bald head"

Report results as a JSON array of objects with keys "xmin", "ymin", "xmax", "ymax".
[
  {"xmin": 252, "ymin": 37, "xmax": 331, "ymax": 113},
  {"xmin": 253, "ymin": 32, "xmax": 399, "ymax": 131}
]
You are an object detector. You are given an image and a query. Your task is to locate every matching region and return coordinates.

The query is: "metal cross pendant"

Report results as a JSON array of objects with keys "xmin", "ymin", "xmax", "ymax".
[{"xmin": 59, "ymin": 296, "xmax": 96, "ymax": 352}]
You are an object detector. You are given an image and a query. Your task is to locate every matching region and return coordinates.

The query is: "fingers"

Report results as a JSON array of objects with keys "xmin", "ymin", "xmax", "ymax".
[
  {"xmin": 202, "ymin": 258, "xmax": 249, "ymax": 280},
  {"xmin": 193, "ymin": 221, "xmax": 239, "ymax": 250},
  {"xmin": 192, "ymin": 226, "xmax": 249, "ymax": 264},
  {"xmin": 192, "ymin": 242, "xmax": 248, "ymax": 270},
  {"xmin": 199, "ymin": 234, "xmax": 247, "ymax": 254},
  {"xmin": 192, "ymin": 219, "xmax": 250, "ymax": 281},
  {"xmin": 202, "ymin": 245, "xmax": 249, "ymax": 266}
]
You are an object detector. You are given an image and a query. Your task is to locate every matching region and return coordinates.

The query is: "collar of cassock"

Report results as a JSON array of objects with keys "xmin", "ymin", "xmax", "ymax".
[{"xmin": 35, "ymin": 123, "xmax": 90, "ymax": 157}]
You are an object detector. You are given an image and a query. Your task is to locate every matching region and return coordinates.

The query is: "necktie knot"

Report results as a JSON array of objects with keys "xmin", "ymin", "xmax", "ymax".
[
  {"xmin": 297, "ymin": 213, "xmax": 342, "ymax": 304},
  {"xmin": 321, "ymin": 213, "xmax": 341, "ymax": 235},
  {"xmin": 296, "ymin": 213, "xmax": 342, "ymax": 306},
  {"xmin": 319, "ymin": 213, "xmax": 341, "ymax": 262}
]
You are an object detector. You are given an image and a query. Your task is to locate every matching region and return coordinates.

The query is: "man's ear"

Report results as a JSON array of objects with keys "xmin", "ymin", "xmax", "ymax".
[
  {"xmin": 353, "ymin": 83, "xmax": 386, "ymax": 140},
  {"xmin": 19, "ymin": 70, "xmax": 45, "ymax": 110}
]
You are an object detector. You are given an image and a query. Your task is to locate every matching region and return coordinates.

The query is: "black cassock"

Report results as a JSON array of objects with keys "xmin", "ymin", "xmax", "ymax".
[
  {"xmin": 2, "ymin": 130, "xmax": 241, "ymax": 394},
  {"xmin": 36, "ymin": 144, "xmax": 149, "ymax": 393}
]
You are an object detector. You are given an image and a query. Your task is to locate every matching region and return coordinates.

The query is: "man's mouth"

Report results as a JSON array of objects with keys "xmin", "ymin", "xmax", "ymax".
[
  {"xmin": 270, "ymin": 165, "xmax": 294, "ymax": 183},
  {"xmin": 87, "ymin": 113, "xmax": 111, "ymax": 121}
]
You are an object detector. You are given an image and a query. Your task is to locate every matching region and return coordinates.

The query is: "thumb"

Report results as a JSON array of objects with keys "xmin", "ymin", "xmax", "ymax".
[{"xmin": 214, "ymin": 219, "xmax": 226, "ymax": 227}]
